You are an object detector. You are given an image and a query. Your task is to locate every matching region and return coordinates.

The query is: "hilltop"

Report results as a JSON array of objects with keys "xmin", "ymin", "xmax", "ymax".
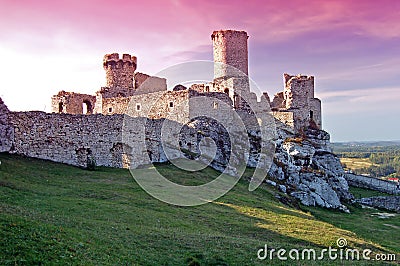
[{"xmin": 0, "ymin": 153, "xmax": 398, "ymax": 265}]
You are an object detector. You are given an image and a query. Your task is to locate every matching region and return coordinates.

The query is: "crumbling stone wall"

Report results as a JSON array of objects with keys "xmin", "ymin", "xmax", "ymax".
[
  {"xmin": 345, "ymin": 173, "xmax": 400, "ymax": 195},
  {"xmin": 4, "ymin": 111, "xmax": 170, "ymax": 169},
  {"xmin": 309, "ymin": 98, "xmax": 322, "ymax": 129},
  {"xmin": 51, "ymin": 91, "xmax": 96, "ymax": 115},
  {"xmin": 356, "ymin": 196, "xmax": 400, "ymax": 213},
  {"xmin": 0, "ymin": 97, "xmax": 13, "ymax": 152},
  {"xmin": 135, "ymin": 74, "xmax": 167, "ymax": 94},
  {"xmin": 271, "ymin": 92, "xmax": 285, "ymax": 110},
  {"xmin": 189, "ymin": 83, "xmax": 212, "ymax": 93},
  {"xmin": 0, "ymin": 97, "xmax": 9, "ymax": 114},
  {"xmin": 97, "ymin": 86, "xmax": 136, "ymax": 99},
  {"xmin": 8, "ymin": 112, "xmax": 126, "ymax": 168}
]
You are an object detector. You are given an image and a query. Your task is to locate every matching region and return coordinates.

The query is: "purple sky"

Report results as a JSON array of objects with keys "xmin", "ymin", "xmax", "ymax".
[{"xmin": 0, "ymin": 0, "xmax": 399, "ymax": 141}]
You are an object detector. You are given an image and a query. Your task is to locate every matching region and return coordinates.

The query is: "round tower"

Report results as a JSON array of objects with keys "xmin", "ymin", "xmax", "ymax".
[
  {"xmin": 103, "ymin": 53, "xmax": 137, "ymax": 89},
  {"xmin": 211, "ymin": 30, "xmax": 249, "ymax": 79}
]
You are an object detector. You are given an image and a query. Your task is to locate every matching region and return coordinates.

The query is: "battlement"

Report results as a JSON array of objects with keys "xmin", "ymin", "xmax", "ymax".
[
  {"xmin": 103, "ymin": 53, "xmax": 137, "ymax": 68},
  {"xmin": 284, "ymin": 73, "xmax": 314, "ymax": 85},
  {"xmin": 211, "ymin": 30, "xmax": 248, "ymax": 39}
]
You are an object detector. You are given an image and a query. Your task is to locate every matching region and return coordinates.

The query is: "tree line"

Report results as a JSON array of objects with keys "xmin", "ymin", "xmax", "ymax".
[{"xmin": 332, "ymin": 143, "xmax": 400, "ymax": 178}]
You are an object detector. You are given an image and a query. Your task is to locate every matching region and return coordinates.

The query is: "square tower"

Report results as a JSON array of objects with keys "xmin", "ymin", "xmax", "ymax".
[{"xmin": 212, "ymin": 30, "xmax": 249, "ymax": 79}]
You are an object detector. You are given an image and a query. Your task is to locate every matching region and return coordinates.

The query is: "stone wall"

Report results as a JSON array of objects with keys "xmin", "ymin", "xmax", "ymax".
[
  {"xmin": 126, "ymin": 90, "xmax": 190, "ymax": 123},
  {"xmin": 51, "ymin": 91, "xmax": 96, "ymax": 115},
  {"xmin": 212, "ymin": 30, "xmax": 249, "ymax": 79},
  {"xmin": 309, "ymin": 98, "xmax": 322, "ymax": 128},
  {"xmin": 356, "ymin": 196, "xmax": 400, "ymax": 213},
  {"xmin": 135, "ymin": 74, "xmax": 167, "ymax": 94},
  {"xmin": 0, "ymin": 97, "xmax": 13, "ymax": 152},
  {"xmin": 213, "ymin": 77, "xmax": 250, "ymax": 109},
  {"xmin": 8, "ymin": 112, "xmax": 125, "ymax": 168},
  {"xmin": 102, "ymin": 97, "xmax": 131, "ymax": 115},
  {"xmin": 345, "ymin": 173, "xmax": 400, "ymax": 195},
  {"xmin": 134, "ymin": 72, "xmax": 150, "ymax": 89},
  {"xmin": 3, "ymin": 110, "xmax": 171, "ymax": 169},
  {"xmin": 103, "ymin": 53, "xmax": 137, "ymax": 89},
  {"xmin": 0, "ymin": 97, "xmax": 9, "ymax": 114},
  {"xmin": 190, "ymin": 83, "xmax": 213, "ymax": 93},
  {"xmin": 97, "ymin": 86, "xmax": 136, "ymax": 99},
  {"xmin": 271, "ymin": 92, "xmax": 285, "ymax": 110}
]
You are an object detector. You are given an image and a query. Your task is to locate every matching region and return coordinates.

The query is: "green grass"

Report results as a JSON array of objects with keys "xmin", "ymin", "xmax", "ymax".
[
  {"xmin": 349, "ymin": 186, "xmax": 391, "ymax": 199},
  {"xmin": 0, "ymin": 153, "xmax": 399, "ymax": 265}
]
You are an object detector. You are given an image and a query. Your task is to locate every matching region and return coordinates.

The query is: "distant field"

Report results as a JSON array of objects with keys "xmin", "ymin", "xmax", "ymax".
[
  {"xmin": 0, "ymin": 153, "xmax": 399, "ymax": 265},
  {"xmin": 340, "ymin": 157, "xmax": 378, "ymax": 170}
]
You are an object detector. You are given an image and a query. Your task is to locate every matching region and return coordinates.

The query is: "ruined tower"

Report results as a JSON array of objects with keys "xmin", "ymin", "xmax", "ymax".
[
  {"xmin": 211, "ymin": 30, "xmax": 250, "ymax": 109},
  {"xmin": 284, "ymin": 74, "xmax": 314, "ymax": 109},
  {"xmin": 212, "ymin": 30, "xmax": 249, "ymax": 78},
  {"xmin": 103, "ymin": 53, "xmax": 137, "ymax": 89},
  {"xmin": 283, "ymin": 74, "xmax": 322, "ymax": 131}
]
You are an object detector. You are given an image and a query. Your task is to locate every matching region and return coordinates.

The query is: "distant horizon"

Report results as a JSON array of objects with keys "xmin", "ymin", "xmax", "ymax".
[
  {"xmin": 1, "ymin": 0, "xmax": 399, "ymax": 141},
  {"xmin": 331, "ymin": 139, "xmax": 400, "ymax": 144}
]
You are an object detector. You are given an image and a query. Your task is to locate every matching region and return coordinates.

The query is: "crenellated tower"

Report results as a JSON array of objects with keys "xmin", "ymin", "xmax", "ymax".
[{"xmin": 103, "ymin": 53, "xmax": 137, "ymax": 89}]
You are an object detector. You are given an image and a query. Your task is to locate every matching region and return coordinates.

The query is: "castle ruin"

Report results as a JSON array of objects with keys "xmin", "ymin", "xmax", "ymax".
[
  {"xmin": 1, "ymin": 29, "xmax": 322, "ymax": 170},
  {"xmin": 0, "ymin": 30, "xmax": 358, "ymax": 210},
  {"xmin": 50, "ymin": 30, "xmax": 321, "ymax": 134}
]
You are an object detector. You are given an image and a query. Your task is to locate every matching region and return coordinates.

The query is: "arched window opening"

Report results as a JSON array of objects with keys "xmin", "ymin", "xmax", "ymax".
[
  {"xmin": 224, "ymin": 88, "xmax": 229, "ymax": 94},
  {"xmin": 310, "ymin": 110, "xmax": 314, "ymax": 120}
]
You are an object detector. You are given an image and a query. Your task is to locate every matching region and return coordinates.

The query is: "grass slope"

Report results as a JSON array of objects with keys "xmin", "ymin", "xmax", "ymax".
[{"xmin": 0, "ymin": 153, "xmax": 399, "ymax": 265}]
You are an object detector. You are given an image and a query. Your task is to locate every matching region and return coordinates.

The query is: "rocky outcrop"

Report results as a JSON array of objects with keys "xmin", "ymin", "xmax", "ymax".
[
  {"xmin": 265, "ymin": 128, "xmax": 353, "ymax": 212},
  {"xmin": 180, "ymin": 116, "xmax": 353, "ymax": 211}
]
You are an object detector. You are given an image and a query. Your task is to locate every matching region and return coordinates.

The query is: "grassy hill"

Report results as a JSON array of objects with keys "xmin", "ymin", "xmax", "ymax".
[{"xmin": 0, "ymin": 153, "xmax": 399, "ymax": 265}]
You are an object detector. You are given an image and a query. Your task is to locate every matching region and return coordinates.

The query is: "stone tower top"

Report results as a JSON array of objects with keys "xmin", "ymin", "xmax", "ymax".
[
  {"xmin": 283, "ymin": 73, "xmax": 315, "ymax": 109},
  {"xmin": 212, "ymin": 30, "xmax": 249, "ymax": 79},
  {"xmin": 103, "ymin": 53, "xmax": 137, "ymax": 89}
]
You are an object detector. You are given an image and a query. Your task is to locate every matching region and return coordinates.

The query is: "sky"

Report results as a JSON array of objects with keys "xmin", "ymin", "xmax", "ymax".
[{"xmin": 0, "ymin": 0, "xmax": 399, "ymax": 142}]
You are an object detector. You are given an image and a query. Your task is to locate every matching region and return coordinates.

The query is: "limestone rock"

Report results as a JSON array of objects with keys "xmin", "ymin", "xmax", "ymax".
[{"xmin": 260, "ymin": 127, "xmax": 353, "ymax": 211}]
